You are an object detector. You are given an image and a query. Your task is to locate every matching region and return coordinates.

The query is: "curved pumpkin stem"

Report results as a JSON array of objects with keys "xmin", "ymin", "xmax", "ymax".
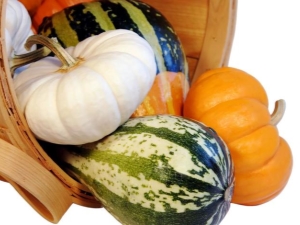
[
  {"xmin": 271, "ymin": 99, "xmax": 286, "ymax": 126},
  {"xmin": 10, "ymin": 35, "xmax": 80, "ymax": 75},
  {"xmin": 10, "ymin": 45, "xmax": 51, "ymax": 75}
]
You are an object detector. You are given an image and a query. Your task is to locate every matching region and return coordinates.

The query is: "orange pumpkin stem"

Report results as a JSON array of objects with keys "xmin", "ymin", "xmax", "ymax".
[{"xmin": 270, "ymin": 99, "xmax": 286, "ymax": 126}]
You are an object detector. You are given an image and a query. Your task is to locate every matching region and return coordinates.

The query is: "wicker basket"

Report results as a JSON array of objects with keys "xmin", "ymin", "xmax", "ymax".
[{"xmin": 0, "ymin": 0, "xmax": 237, "ymax": 223}]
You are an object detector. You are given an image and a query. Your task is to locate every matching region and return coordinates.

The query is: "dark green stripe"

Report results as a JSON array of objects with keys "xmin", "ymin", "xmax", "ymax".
[
  {"xmin": 101, "ymin": 1, "xmax": 143, "ymax": 36},
  {"xmin": 37, "ymin": 0, "xmax": 188, "ymax": 78},
  {"xmin": 38, "ymin": 2, "xmax": 107, "ymax": 47},
  {"xmin": 65, "ymin": 3, "xmax": 106, "ymax": 40},
  {"xmin": 114, "ymin": 117, "xmax": 229, "ymax": 189},
  {"xmin": 66, "ymin": 145, "xmax": 223, "ymax": 195},
  {"xmin": 127, "ymin": 0, "xmax": 188, "ymax": 75},
  {"xmin": 66, "ymin": 164, "xmax": 229, "ymax": 225}
]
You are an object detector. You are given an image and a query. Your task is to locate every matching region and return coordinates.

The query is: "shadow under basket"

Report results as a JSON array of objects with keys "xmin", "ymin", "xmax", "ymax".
[{"xmin": 0, "ymin": 0, "xmax": 237, "ymax": 223}]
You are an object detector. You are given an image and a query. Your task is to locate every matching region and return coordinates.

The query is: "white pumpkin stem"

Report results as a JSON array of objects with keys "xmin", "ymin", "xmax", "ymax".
[
  {"xmin": 10, "ymin": 45, "xmax": 51, "ymax": 75},
  {"xmin": 270, "ymin": 99, "xmax": 286, "ymax": 126},
  {"xmin": 10, "ymin": 35, "xmax": 80, "ymax": 75}
]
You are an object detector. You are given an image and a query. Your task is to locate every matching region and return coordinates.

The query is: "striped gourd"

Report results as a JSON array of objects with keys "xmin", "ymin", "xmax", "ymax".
[
  {"xmin": 38, "ymin": 0, "xmax": 189, "ymax": 116},
  {"xmin": 57, "ymin": 115, "xmax": 234, "ymax": 225},
  {"xmin": 38, "ymin": 0, "xmax": 188, "ymax": 76}
]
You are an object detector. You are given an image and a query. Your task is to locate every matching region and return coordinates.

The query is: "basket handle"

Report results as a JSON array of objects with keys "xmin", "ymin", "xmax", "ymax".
[{"xmin": 0, "ymin": 138, "xmax": 73, "ymax": 223}]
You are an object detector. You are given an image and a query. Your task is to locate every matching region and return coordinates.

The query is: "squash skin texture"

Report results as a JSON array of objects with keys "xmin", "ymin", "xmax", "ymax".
[
  {"xmin": 13, "ymin": 30, "xmax": 156, "ymax": 145},
  {"xmin": 31, "ymin": 0, "xmax": 95, "ymax": 29},
  {"xmin": 184, "ymin": 67, "xmax": 268, "ymax": 119},
  {"xmin": 199, "ymin": 98, "xmax": 271, "ymax": 143},
  {"xmin": 183, "ymin": 67, "xmax": 293, "ymax": 205},
  {"xmin": 56, "ymin": 115, "xmax": 234, "ymax": 225},
  {"xmin": 228, "ymin": 125, "xmax": 279, "ymax": 173},
  {"xmin": 132, "ymin": 71, "xmax": 188, "ymax": 117},
  {"xmin": 232, "ymin": 138, "xmax": 292, "ymax": 205}
]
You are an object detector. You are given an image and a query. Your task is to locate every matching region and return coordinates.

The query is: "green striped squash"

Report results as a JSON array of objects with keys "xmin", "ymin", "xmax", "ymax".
[
  {"xmin": 38, "ymin": 0, "xmax": 188, "ymax": 77},
  {"xmin": 56, "ymin": 115, "xmax": 234, "ymax": 225}
]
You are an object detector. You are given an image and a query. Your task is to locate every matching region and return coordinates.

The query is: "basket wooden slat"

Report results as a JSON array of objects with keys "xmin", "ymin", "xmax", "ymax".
[
  {"xmin": 142, "ymin": 0, "xmax": 237, "ymax": 82},
  {"xmin": 0, "ymin": 138, "xmax": 72, "ymax": 223},
  {"xmin": 0, "ymin": 0, "xmax": 237, "ymax": 223}
]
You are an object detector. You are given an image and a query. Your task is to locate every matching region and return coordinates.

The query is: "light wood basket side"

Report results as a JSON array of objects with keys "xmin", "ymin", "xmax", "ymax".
[
  {"xmin": 0, "ymin": 138, "xmax": 72, "ymax": 223},
  {"xmin": 141, "ymin": 0, "xmax": 237, "ymax": 83},
  {"xmin": 0, "ymin": 0, "xmax": 101, "ymax": 221},
  {"xmin": 194, "ymin": 0, "xmax": 237, "ymax": 83}
]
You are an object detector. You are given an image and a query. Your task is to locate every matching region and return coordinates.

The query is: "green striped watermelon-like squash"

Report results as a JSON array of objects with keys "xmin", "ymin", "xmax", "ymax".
[
  {"xmin": 38, "ymin": 0, "xmax": 187, "ymax": 75},
  {"xmin": 38, "ymin": 0, "xmax": 189, "ymax": 116},
  {"xmin": 54, "ymin": 115, "xmax": 234, "ymax": 225}
]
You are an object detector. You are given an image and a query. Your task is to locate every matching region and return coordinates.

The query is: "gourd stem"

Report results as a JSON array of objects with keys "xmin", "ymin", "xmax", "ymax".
[
  {"xmin": 25, "ymin": 35, "xmax": 78, "ymax": 68},
  {"xmin": 224, "ymin": 179, "xmax": 234, "ymax": 202},
  {"xmin": 10, "ymin": 47, "xmax": 51, "ymax": 75},
  {"xmin": 10, "ymin": 35, "xmax": 79, "ymax": 75},
  {"xmin": 271, "ymin": 99, "xmax": 286, "ymax": 126}
]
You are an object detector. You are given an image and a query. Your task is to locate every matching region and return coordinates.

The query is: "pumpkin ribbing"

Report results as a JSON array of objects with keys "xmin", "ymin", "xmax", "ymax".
[
  {"xmin": 183, "ymin": 67, "xmax": 293, "ymax": 205},
  {"xmin": 12, "ymin": 30, "xmax": 156, "ymax": 145}
]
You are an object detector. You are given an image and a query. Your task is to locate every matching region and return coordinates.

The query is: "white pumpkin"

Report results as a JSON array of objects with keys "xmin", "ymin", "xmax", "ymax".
[
  {"xmin": 5, "ymin": 0, "xmax": 35, "ymax": 58},
  {"xmin": 13, "ymin": 29, "xmax": 156, "ymax": 145}
]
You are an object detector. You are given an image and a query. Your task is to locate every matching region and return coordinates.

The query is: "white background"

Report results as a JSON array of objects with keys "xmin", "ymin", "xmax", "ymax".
[{"xmin": 1, "ymin": 0, "xmax": 299, "ymax": 224}]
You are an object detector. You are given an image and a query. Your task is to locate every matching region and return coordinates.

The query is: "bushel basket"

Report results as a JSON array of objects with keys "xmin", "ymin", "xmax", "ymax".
[{"xmin": 0, "ymin": 0, "xmax": 237, "ymax": 223}]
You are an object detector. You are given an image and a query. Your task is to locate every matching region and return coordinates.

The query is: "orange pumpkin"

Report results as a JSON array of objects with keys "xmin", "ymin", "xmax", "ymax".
[
  {"xmin": 32, "ymin": 0, "xmax": 95, "ymax": 29},
  {"xmin": 183, "ymin": 67, "xmax": 293, "ymax": 205},
  {"xmin": 19, "ymin": 0, "xmax": 44, "ymax": 16},
  {"xmin": 132, "ymin": 71, "xmax": 189, "ymax": 117}
]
